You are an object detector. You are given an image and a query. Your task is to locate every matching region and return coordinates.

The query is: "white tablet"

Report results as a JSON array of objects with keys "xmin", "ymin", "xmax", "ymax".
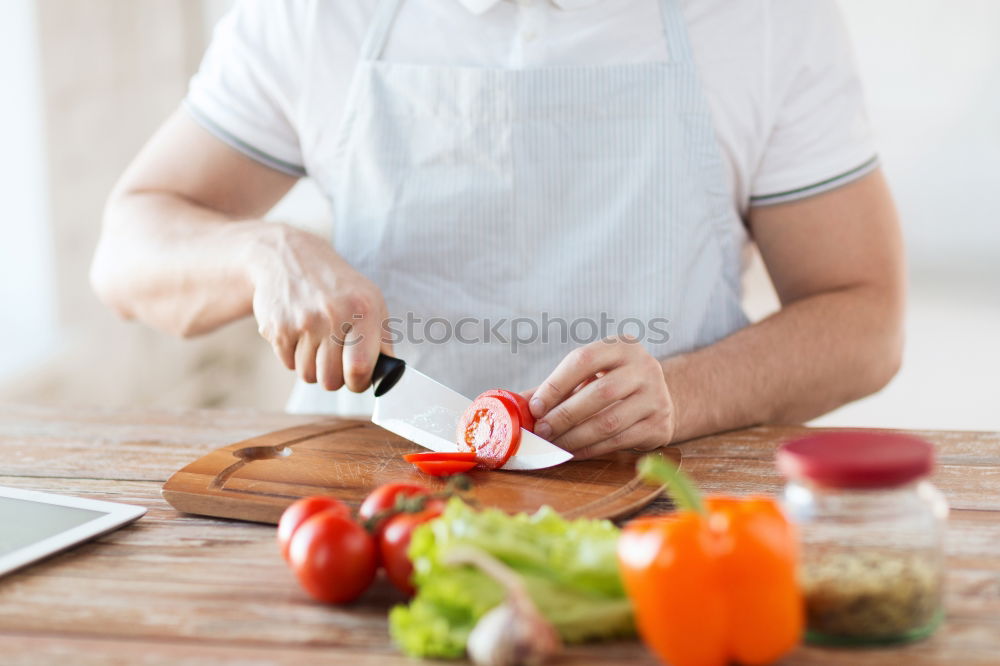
[{"xmin": 0, "ymin": 485, "xmax": 146, "ymax": 577}]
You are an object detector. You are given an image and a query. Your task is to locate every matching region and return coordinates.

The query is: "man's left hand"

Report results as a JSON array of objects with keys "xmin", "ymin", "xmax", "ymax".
[{"xmin": 523, "ymin": 337, "xmax": 675, "ymax": 459}]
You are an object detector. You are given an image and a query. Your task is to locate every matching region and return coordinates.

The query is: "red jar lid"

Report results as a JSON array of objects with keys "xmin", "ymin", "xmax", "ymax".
[{"xmin": 776, "ymin": 431, "xmax": 934, "ymax": 489}]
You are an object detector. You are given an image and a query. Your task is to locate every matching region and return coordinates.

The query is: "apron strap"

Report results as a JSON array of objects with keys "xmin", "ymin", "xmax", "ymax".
[
  {"xmin": 359, "ymin": 0, "xmax": 404, "ymax": 62},
  {"xmin": 658, "ymin": 0, "xmax": 695, "ymax": 64}
]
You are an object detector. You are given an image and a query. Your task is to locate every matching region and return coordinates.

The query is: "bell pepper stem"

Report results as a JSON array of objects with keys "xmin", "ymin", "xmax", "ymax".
[{"xmin": 638, "ymin": 453, "xmax": 706, "ymax": 516}]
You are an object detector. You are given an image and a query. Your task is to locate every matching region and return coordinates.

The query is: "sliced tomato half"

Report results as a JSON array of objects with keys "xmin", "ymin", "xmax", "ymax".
[
  {"xmin": 457, "ymin": 394, "xmax": 522, "ymax": 470},
  {"xmin": 479, "ymin": 389, "xmax": 536, "ymax": 432},
  {"xmin": 410, "ymin": 459, "xmax": 478, "ymax": 477},
  {"xmin": 402, "ymin": 451, "xmax": 478, "ymax": 463}
]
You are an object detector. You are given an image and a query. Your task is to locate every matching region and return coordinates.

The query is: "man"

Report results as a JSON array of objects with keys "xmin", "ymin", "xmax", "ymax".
[{"xmin": 91, "ymin": 0, "xmax": 904, "ymax": 459}]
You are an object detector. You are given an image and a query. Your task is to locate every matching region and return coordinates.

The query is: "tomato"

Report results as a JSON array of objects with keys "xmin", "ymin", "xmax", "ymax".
[
  {"xmin": 277, "ymin": 495, "xmax": 350, "ymax": 561},
  {"xmin": 402, "ymin": 452, "xmax": 478, "ymax": 463},
  {"xmin": 379, "ymin": 499, "xmax": 446, "ymax": 595},
  {"xmin": 410, "ymin": 459, "xmax": 478, "ymax": 476},
  {"xmin": 480, "ymin": 389, "xmax": 536, "ymax": 432},
  {"xmin": 287, "ymin": 511, "xmax": 377, "ymax": 603},
  {"xmin": 357, "ymin": 482, "xmax": 431, "ymax": 542},
  {"xmin": 457, "ymin": 394, "xmax": 522, "ymax": 470}
]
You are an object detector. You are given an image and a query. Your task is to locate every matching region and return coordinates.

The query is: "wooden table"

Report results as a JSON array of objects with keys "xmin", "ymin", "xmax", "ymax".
[{"xmin": 0, "ymin": 405, "xmax": 998, "ymax": 665}]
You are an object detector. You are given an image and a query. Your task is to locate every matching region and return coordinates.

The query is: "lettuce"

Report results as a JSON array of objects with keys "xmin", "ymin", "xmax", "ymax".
[{"xmin": 389, "ymin": 498, "xmax": 635, "ymax": 658}]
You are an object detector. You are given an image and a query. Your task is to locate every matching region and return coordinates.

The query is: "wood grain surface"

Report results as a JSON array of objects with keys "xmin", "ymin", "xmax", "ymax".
[
  {"xmin": 161, "ymin": 419, "xmax": 677, "ymax": 523},
  {"xmin": 1, "ymin": 405, "xmax": 999, "ymax": 665}
]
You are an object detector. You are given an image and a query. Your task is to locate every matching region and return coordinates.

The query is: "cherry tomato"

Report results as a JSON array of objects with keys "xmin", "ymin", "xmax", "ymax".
[
  {"xmin": 402, "ymin": 452, "xmax": 478, "ymax": 463},
  {"xmin": 379, "ymin": 499, "xmax": 446, "ymax": 595},
  {"xmin": 410, "ymin": 459, "xmax": 478, "ymax": 476},
  {"xmin": 288, "ymin": 511, "xmax": 377, "ymax": 603},
  {"xmin": 357, "ymin": 482, "xmax": 431, "ymax": 542},
  {"xmin": 480, "ymin": 389, "xmax": 536, "ymax": 432},
  {"xmin": 277, "ymin": 495, "xmax": 350, "ymax": 561},
  {"xmin": 457, "ymin": 394, "xmax": 522, "ymax": 470}
]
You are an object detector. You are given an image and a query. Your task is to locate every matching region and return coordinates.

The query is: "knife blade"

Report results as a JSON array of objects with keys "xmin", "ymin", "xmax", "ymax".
[{"xmin": 371, "ymin": 359, "xmax": 572, "ymax": 471}]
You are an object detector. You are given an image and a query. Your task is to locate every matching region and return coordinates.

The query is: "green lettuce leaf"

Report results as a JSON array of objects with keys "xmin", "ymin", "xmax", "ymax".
[{"xmin": 389, "ymin": 498, "xmax": 634, "ymax": 658}]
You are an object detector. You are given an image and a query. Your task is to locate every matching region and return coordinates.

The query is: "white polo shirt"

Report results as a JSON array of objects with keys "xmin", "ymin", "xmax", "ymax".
[{"xmin": 186, "ymin": 0, "xmax": 877, "ymax": 216}]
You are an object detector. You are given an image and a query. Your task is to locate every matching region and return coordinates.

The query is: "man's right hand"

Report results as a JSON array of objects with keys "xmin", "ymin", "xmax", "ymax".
[
  {"xmin": 94, "ymin": 110, "xmax": 391, "ymax": 393},
  {"xmin": 248, "ymin": 224, "xmax": 391, "ymax": 392}
]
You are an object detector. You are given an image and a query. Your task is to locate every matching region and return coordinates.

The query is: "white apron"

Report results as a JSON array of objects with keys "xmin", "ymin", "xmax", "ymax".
[{"xmin": 288, "ymin": 0, "xmax": 749, "ymax": 416}]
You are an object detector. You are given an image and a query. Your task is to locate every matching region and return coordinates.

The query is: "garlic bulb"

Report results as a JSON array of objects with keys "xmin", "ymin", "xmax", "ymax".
[{"xmin": 443, "ymin": 547, "xmax": 562, "ymax": 666}]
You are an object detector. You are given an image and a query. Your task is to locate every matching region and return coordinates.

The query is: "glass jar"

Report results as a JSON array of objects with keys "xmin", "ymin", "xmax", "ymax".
[{"xmin": 776, "ymin": 431, "xmax": 948, "ymax": 646}]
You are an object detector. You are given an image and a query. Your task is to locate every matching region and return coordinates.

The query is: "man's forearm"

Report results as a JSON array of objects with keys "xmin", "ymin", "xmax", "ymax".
[
  {"xmin": 91, "ymin": 109, "xmax": 304, "ymax": 338},
  {"xmin": 92, "ymin": 191, "xmax": 270, "ymax": 337},
  {"xmin": 661, "ymin": 284, "xmax": 904, "ymax": 442}
]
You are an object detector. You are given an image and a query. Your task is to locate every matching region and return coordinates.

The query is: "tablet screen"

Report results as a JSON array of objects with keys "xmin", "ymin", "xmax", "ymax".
[{"xmin": 0, "ymin": 496, "xmax": 106, "ymax": 556}]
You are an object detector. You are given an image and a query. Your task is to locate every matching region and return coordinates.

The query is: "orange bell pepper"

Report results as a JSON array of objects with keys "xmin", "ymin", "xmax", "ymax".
[{"xmin": 618, "ymin": 455, "xmax": 803, "ymax": 666}]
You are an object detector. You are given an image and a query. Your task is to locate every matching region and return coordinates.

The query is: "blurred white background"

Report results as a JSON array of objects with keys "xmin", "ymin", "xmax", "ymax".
[
  {"xmin": 813, "ymin": 0, "xmax": 1000, "ymax": 430},
  {"xmin": 1, "ymin": 0, "xmax": 997, "ymax": 430}
]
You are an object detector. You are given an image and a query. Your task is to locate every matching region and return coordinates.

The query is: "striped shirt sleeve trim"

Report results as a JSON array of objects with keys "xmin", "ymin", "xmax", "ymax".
[
  {"xmin": 183, "ymin": 101, "xmax": 307, "ymax": 178},
  {"xmin": 750, "ymin": 155, "xmax": 880, "ymax": 206}
]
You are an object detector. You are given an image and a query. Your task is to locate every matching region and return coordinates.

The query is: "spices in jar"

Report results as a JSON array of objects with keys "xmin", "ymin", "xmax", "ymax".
[
  {"xmin": 777, "ymin": 431, "xmax": 948, "ymax": 645},
  {"xmin": 802, "ymin": 548, "xmax": 941, "ymax": 641}
]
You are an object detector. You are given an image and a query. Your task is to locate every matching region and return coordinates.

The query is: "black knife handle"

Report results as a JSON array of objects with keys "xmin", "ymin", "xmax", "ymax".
[{"xmin": 371, "ymin": 353, "xmax": 406, "ymax": 397}]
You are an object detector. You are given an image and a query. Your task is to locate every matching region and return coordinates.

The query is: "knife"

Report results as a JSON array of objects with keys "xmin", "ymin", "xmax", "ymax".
[{"xmin": 370, "ymin": 353, "xmax": 573, "ymax": 471}]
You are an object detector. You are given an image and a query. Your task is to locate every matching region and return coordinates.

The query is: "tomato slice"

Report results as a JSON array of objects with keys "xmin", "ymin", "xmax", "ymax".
[
  {"xmin": 402, "ymin": 452, "xmax": 478, "ymax": 463},
  {"xmin": 457, "ymin": 394, "xmax": 521, "ymax": 470},
  {"xmin": 410, "ymin": 459, "xmax": 478, "ymax": 476},
  {"xmin": 479, "ymin": 389, "xmax": 536, "ymax": 432}
]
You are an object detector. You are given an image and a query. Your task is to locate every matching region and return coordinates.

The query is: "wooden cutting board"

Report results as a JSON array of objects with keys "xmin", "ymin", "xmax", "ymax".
[{"xmin": 161, "ymin": 419, "xmax": 679, "ymax": 523}]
